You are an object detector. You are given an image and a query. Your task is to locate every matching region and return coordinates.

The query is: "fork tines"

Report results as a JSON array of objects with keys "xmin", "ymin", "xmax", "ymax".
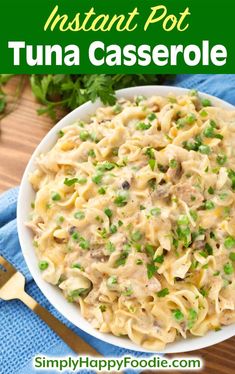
[{"xmin": 0, "ymin": 256, "xmax": 16, "ymax": 286}]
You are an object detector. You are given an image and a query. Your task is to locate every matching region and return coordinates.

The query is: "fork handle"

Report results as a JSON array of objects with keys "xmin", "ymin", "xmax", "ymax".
[{"xmin": 19, "ymin": 291, "xmax": 100, "ymax": 356}]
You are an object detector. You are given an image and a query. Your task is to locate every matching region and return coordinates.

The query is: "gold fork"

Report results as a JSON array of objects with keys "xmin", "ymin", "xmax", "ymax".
[{"xmin": 0, "ymin": 255, "xmax": 100, "ymax": 356}]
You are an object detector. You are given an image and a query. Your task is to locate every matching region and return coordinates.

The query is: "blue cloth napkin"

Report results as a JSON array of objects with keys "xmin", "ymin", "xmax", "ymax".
[{"xmin": 0, "ymin": 74, "xmax": 235, "ymax": 374}]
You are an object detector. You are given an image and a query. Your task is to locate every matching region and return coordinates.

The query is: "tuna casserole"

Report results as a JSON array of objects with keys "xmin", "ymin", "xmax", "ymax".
[{"xmin": 28, "ymin": 91, "xmax": 235, "ymax": 350}]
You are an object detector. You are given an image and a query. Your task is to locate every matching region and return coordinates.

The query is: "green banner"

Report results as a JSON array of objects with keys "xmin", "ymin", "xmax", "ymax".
[{"xmin": 0, "ymin": 0, "xmax": 234, "ymax": 72}]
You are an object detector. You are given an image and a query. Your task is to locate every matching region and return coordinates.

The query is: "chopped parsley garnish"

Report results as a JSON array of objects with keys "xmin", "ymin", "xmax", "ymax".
[
  {"xmin": 210, "ymin": 121, "xmax": 217, "ymax": 129},
  {"xmin": 208, "ymin": 186, "xmax": 214, "ymax": 195},
  {"xmin": 192, "ymin": 227, "xmax": 205, "ymax": 241},
  {"xmin": 176, "ymin": 118, "xmax": 186, "ymax": 129},
  {"xmin": 136, "ymin": 122, "xmax": 151, "ymax": 131},
  {"xmin": 229, "ymin": 252, "xmax": 235, "ymax": 261},
  {"xmin": 205, "ymin": 243, "xmax": 213, "ymax": 255},
  {"xmin": 204, "ymin": 200, "xmax": 215, "ymax": 210},
  {"xmin": 147, "ymin": 112, "xmax": 157, "ymax": 121},
  {"xmin": 154, "ymin": 254, "xmax": 164, "ymax": 264},
  {"xmin": 72, "ymin": 263, "xmax": 84, "ymax": 271},
  {"xmin": 145, "ymin": 244, "xmax": 154, "ymax": 257},
  {"xmin": 200, "ymin": 288, "xmax": 208, "ymax": 297},
  {"xmin": 228, "ymin": 169, "xmax": 235, "ymax": 190},
  {"xmin": 74, "ymin": 211, "xmax": 85, "ymax": 220},
  {"xmin": 38, "ymin": 261, "xmax": 49, "ymax": 271},
  {"xmin": 150, "ymin": 207, "xmax": 161, "ymax": 217},
  {"xmin": 114, "ymin": 250, "xmax": 129, "ymax": 267},
  {"xmin": 157, "ymin": 288, "xmax": 169, "ymax": 298},
  {"xmin": 68, "ymin": 288, "xmax": 89, "ymax": 301},
  {"xmin": 191, "ymin": 260, "xmax": 199, "ymax": 270},
  {"xmin": 145, "ymin": 147, "xmax": 155, "ymax": 159},
  {"xmin": 99, "ymin": 227, "xmax": 107, "ymax": 239},
  {"xmin": 177, "ymin": 215, "xmax": 189, "ymax": 226},
  {"xmin": 135, "ymin": 95, "xmax": 146, "ymax": 105},
  {"xmin": 148, "ymin": 159, "xmax": 156, "ymax": 171},
  {"xmin": 92, "ymin": 173, "xmax": 103, "ymax": 185},
  {"xmin": 122, "ymin": 287, "xmax": 133, "ymax": 296},
  {"xmin": 98, "ymin": 187, "xmax": 106, "ymax": 195},
  {"xmin": 169, "ymin": 159, "xmax": 178, "ymax": 169},
  {"xmin": 189, "ymin": 210, "xmax": 198, "ymax": 221},
  {"xmin": 148, "ymin": 178, "xmax": 156, "ymax": 190},
  {"xmin": 97, "ymin": 161, "xmax": 115, "ymax": 172},
  {"xmin": 123, "ymin": 243, "xmax": 131, "ymax": 252},
  {"xmin": 199, "ymin": 250, "xmax": 208, "ymax": 258},
  {"xmin": 131, "ymin": 230, "xmax": 142, "ymax": 242},
  {"xmin": 77, "ymin": 177, "xmax": 87, "ymax": 185},
  {"xmin": 136, "ymin": 259, "xmax": 143, "ymax": 265},
  {"xmin": 224, "ymin": 207, "xmax": 231, "ymax": 217},
  {"xmin": 79, "ymin": 239, "xmax": 90, "ymax": 250},
  {"xmin": 172, "ymin": 309, "xmax": 184, "ymax": 321},
  {"xmin": 187, "ymin": 308, "xmax": 197, "ymax": 329},
  {"xmin": 216, "ymin": 154, "xmax": 227, "ymax": 166},
  {"xmin": 173, "ymin": 238, "xmax": 179, "ymax": 249},
  {"xmin": 183, "ymin": 135, "xmax": 202, "ymax": 151},
  {"xmin": 147, "ymin": 262, "xmax": 158, "ymax": 279},
  {"xmin": 106, "ymin": 241, "xmax": 116, "ymax": 253},
  {"xmin": 114, "ymin": 192, "xmax": 128, "ymax": 207},
  {"xmin": 198, "ymin": 144, "xmax": 211, "ymax": 155},
  {"xmin": 104, "ymin": 208, "xmax": 112, "ymax": 218},
  {"xmin": 219, "ymin": 192, "xmax": 228, "ymax": 200},
  {"xmin": 224, "ymin": 236, "xmax": 235, "ymax": 249},
  {"xmin": 107, "ymin": 275, "xmax": 117, "ymax": 287},
  {"xmin": 90, "ymin": 132, "xmax": 99, "ymax": 143},
  {"xmin": 113, "ymin": 104, "xmax": 122, "ymax": 114},
  {"xmin": 177, "ymin": 226, "xmax": 191, "ymax": 248},
  {"xmin": 51, "ymin": 192, "xmax": 61, "ymax": 201},
  {"xmin": 64, "ymin": 178, "xmax": 79, "ymax": 186}
]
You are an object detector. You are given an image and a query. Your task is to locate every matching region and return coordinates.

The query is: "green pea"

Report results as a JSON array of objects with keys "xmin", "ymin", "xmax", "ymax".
[
  {"xmin": 224, "ymin": 236, "xmax": 235, "ymax": 249},
  {"xmin": 224, "ymin": 262, "xmax": 233, "ymax": 275},
  {"xmin": 199, "ymin": 145, "xmax": 211, "ymax": 155},
  {"xmin": 39, "ymin": 261, "xmax": 49, "ymax": 271},
  {"xmin": 51, "ymin": 192, "xmax": 61, "ymax": 201}
]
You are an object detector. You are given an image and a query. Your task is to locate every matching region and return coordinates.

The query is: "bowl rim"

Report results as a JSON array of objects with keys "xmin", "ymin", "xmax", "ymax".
[{"xmin": 17, "ymin": 85, "xmax": 235, "ymax": 354}]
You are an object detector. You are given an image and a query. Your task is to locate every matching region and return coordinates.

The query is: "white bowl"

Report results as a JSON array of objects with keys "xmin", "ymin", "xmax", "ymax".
[{"xmin": 17, "ymin": 86, "xmax": 235, "ymax": 353}]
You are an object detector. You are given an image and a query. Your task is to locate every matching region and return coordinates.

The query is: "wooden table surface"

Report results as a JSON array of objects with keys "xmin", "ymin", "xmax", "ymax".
[{"xmin": 0, "ymin": 77, "xmax": 234, "ymax": 374}]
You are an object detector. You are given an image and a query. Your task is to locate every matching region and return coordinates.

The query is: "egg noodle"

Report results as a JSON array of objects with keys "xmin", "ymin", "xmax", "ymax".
[{"xmin": 28, "ymin": 91, "xmax": 235, "ymax": 350}]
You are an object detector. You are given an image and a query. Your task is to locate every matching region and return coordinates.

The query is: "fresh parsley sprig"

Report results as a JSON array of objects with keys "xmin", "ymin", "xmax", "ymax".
[{"xmin": 0, "ymin": 74, "xmax": 171, "ymax": 121}]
